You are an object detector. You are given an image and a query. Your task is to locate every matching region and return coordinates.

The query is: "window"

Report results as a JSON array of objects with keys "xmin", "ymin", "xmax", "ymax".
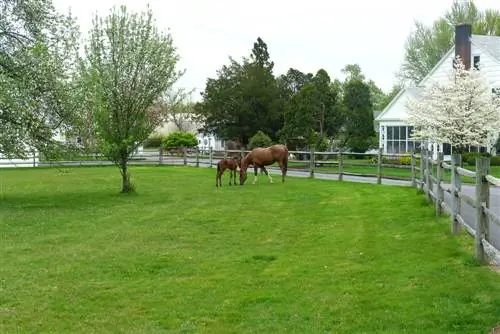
[
  {"xmin": 385, "ymin": 126, "xmax": 420, "ymax": 154},
  {"xmin": 493, "ymin": 88, "xmax": 500, "ymax": 97},
  {"xmin": 473, "ymin": 55, "xmax": 480, "ymax": 70}
]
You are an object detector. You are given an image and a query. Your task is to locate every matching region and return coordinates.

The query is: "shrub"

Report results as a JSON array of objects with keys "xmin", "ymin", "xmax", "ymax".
[
  {"xmin": 143, "ymin": 134, "xmax": 165, "ymax": 148},
  {"xmin": 248, "ymin": 131, "xmax": 273, "ymax": 149},
  {"xmin": 491, "ymin": 156, "xmax": 500, "ymax": 166},
  {"xmin": 163, "ymin": 131, "xmax": 198, "ymax": 149},
  {"xmin": 461, "ymin": 152, "xmax": 491, "ymax": 165}
]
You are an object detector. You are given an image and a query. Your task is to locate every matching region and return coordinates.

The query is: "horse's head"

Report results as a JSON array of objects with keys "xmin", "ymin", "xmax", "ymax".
[{"xmin": 239, "ymin": 157, "xmax": 249, "ymax": 185}]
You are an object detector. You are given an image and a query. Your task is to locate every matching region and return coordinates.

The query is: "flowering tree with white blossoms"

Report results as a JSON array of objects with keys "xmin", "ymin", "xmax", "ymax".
[{"xmin": 406, "ymin": 56, "xmax": 500, "ymax": 153}]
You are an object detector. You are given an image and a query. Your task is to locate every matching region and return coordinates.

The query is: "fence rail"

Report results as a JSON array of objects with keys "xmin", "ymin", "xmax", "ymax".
[
  {"xmin": 5, "ymin": 146, "xmax": 500, "ymax": 266},
  {"xmin": 414, "ymin": 149, "xmax": 500, "ymax": 266},
  {"xmin": 1, "ymin": 147, "xmax": 415, "ymax": 183}
]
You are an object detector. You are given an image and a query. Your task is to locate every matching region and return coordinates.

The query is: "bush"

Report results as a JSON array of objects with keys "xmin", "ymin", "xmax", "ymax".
[
  {"xmin": 491, "ymin": 156, "xmax": 500, "ymax": 166},
  {"xmin": 163, "ymin": 131, "xmax": 198, "ymax": 149},
  {"xmin": 461, "ymin": 152, "xmax": 491, "ymax": 165},
  {"xmin": 248, "ymin": 131, "xmax": 273, "ymax": 149},
  {"xmin": 142, "ymin": 134, "xmax": 165, "ymax": 148}
]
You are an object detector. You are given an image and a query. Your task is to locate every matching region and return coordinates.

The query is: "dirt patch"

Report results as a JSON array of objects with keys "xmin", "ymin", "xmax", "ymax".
[
  {"xmin": 489, "ymin": 264, "xmax": 500, "ymax": 274},
  {"xmin": 489, "ymin": 325, "xmax": 500, "ymax": 334}
]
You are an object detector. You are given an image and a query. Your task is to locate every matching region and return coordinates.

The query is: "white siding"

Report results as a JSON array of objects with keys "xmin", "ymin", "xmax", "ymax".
[
  {"xmin": 377, "ymin": 90, "xmax": 415, "ymax": 121},
  {"xmin": 425, "ymin": 43, "xmax": 500, "ymax": 88}
]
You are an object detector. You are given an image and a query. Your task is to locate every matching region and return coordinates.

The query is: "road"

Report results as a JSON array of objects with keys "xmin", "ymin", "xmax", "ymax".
[{"xmin": 40, "ymin": 156, "xmax": 500, "ymax": 256}]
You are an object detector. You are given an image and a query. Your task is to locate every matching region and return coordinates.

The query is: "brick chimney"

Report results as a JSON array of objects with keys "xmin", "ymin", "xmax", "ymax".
[{"xmin": 454, "ymin": 24, "xmax": 472, "ymax": 70}]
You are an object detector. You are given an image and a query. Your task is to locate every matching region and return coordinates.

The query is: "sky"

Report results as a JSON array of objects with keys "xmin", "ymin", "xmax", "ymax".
[{"xmin": 53, "ymin": 0, "xmax": 500, "ymax": 101}]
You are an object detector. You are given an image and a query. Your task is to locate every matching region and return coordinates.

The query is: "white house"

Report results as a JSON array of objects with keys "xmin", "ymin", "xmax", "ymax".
[
  {"xmin": 152, "ymin": 118, "xmax": 225, "ymax": 152},
  {"xmin": 376, "ymin": 23, "xmax": 500, "ymax": 159}
]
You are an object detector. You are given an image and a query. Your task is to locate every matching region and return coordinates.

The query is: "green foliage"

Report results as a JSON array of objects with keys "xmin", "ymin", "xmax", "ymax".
[
  {"xmin": 248, "ymin": 131, "xmax": 273, "ymax": 149},
  {"xmin": 76, "ymin": 4, "xmax": 183, "ymax": 192},
  {"xmin": 491, "ymin": 156, "xmax": 500, "ymax": 166},
  {"xmin": 280, "ymin": 69, "xmax": 343, "ymax": 148},
  {"xmin": 0, "ymin": 0, "xmax": 81, "ymax": 158},
  {"xmin": 143, "ymin": 134, "xmax": 165, "ymax": 148},
  {"xmin": 342, "ymin": 73, "xmax": 375, "ymax": 153},
  {"xmin": 461, "ymin": 151, "xmax": 492, "ymax": 165},
  {"xmin": 194, "ymin": 37, "xmax": 282, "ymax": 145},
  {"xmin": 163, "ymin": 131, "xmax": 198, "ymax": 149}
]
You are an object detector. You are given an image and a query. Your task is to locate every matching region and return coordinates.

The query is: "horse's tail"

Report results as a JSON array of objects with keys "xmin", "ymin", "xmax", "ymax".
[{"xmin": 216, "ymin": 161, "xmax": 221, "ymax": 173}]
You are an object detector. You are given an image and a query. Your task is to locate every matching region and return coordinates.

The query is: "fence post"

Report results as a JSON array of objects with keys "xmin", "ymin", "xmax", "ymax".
[
  {"xmin": 475, "ymin": 157, "xmax": 490, "ymax": 264},
  {"xmin": 436, "ymin": 152, "xmax": 444, "ymax": 216},
  {"xmin": 376, "ymin": 148, "xmax": 382, "ymax": 185},
  {"xmin": 309, "ymin": 146, "xmax": 315, "ymax": 178},
  {"xmin": 195, "ymin": 147, "xmax": 200, "ymax": 168},
  {"xmin": 183, "ymin": 147, "xmax": 187, "ymax": 166},
  {"xmin": 419, "ymin": 148, "xmax": 425, "ymax": 191},
  {"xmin": 425, "ymin": 148, "xmax": 432, "ymax": 200},
  {"xmin": 411, "ymin": 153, "xmax": 417, "ymax": 188},
  {"xmin": 450, "ymin": 154, "xmax": 462, "ymax": 235},
  {"xmin": 209, "ymin": 147, "xmax": 213, "ymax": 168},
  {"xmin": 338, "ymin": 150, "xmax": 343, "ymax": 181},
  {"xmin": 159, "ymin": 147, "xmax": 163, "ymax": 165}
]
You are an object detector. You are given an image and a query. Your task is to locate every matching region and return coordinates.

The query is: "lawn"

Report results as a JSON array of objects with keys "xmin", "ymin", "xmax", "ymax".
[{"xmin": 2, "ymin": 166, "xmax": 500, "ymax": 333}]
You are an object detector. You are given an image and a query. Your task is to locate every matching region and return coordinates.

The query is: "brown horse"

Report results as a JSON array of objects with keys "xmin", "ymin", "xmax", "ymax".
[
  {"xmin": 239, "ymin": 144, "xmax": 288, "ymax": 185},
  {"xmin": 216, "ymin": 157, "xmax": 241, "ymax": 187}
]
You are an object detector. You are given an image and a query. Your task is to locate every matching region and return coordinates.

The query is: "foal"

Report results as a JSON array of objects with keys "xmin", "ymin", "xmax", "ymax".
[{"xmin": 216, "ymin": 157, "xmax": 241, "ymax": 187}]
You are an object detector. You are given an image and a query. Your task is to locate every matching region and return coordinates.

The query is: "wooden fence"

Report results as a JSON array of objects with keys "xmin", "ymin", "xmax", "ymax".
[
  {"xmin": 3, "ymin": 147, "xmax": 416, "ymax": 183},
  {"xmin": 413, "ymin": 148, "xmax": 500, "ymax": 265}
]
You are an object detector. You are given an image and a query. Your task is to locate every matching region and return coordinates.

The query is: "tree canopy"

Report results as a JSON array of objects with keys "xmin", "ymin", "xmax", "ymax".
[
  {"xmin": 194, "ymin": 38, "xmax": 387, "ymax": 152},
  {"xmin": 0, "ymin": 0, "xmax": 80, "ymax": 158},
  {"xmin": 76, "ymin": 5, "xmax": 183, "ymax": 192}
]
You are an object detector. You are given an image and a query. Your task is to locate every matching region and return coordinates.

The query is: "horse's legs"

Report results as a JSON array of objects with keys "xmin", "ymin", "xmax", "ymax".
[
  {"xmin": 277, "ymin": 159, "xmax": 287, "ymax": 183},
  {"xmin": 229, "ymin": 169, "xmax": 234, "ymax": 186},
  {"xmin": 232, "ymin": 168, "xmax": 237, "ymax": 185},
  {"xmin": 260, "ymin": 165, "xmax": 273, "ymax": 183},
  {"xmin": 216, "ymin": 167, "xmax": 224, "ymax": 187},
  {"xmin": 253, "ymin": 165, "xmax": 259, "ymax": 184}
]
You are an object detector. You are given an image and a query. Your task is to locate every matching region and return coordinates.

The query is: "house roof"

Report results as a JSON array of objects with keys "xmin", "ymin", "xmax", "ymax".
[
  {"xmin": 471, "ymin": 34, "xmax": 500, "ymax": 61},
  {"xmin": 376, "ymin": 34, "xmax": 500, "ymax": 122}
]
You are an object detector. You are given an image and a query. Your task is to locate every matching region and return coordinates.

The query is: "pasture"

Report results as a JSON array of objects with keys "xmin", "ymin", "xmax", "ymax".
[{"xmin": 2, "ymin": 166, "xmax": 500, "ymax": 333}]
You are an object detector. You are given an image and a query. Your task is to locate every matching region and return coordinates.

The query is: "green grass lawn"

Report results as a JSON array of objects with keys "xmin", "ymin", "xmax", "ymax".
[{"xmin": 2, "ymin": 166, "xmax": 500, "ymax": 333}]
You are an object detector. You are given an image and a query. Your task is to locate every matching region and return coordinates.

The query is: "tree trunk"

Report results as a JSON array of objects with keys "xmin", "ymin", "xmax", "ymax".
[{"xmin": 120, "ymin": 158, "xmax": 131, "ymax": 193}]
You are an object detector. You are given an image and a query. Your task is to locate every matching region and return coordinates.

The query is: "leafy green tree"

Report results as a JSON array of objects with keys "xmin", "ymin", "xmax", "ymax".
[
  {"xmin": 163, "ymin": 131, "xmax": 198, "ymax": 149},
  {"xmin": 248, "ymin": 131, "xmax": 273, "ymax": 149},
  {"xmin": 342, "ymin": 75, "xmax": 375, "ymax": 153},
  {"xmin": 77, "ymin": 5, "xmax": 183, "ymax": 193},
  {"xmin": 277, "ymin": 68, "xmax": 314, "ymax": 101},
  {"xmin": 0, "ymin": 0, "xmax": 81, "ymax": 158},
  {"xmin": 280, "ymin": 69, "xmax": 343, "ymax": 149},
  {"xmin": 195, "ymin": 37, "xmax": 282, "ymax": 145},
  {"xmin": 399, "ymin": 0, "xmax": 500, "ymax": 85}
]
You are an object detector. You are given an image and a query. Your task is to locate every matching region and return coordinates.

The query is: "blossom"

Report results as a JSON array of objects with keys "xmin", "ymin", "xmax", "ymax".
[{"xmin": 406, "ymin": 56, "xmax": 500, "ymax": 150}]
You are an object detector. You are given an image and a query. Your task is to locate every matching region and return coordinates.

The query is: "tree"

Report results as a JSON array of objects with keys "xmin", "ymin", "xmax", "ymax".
[
  {"xmin": 77, "ymin": 5, "xmax": 183, "ymax": 193},
  {"xmin": 248, "ymin": 130, "xmax": 273, "ymax": 149},
  {"xmin": 195, "ymin": 37, "xmax": 282, "ymax": 145},
  {"xmin": 163, "ymin": 131, "xmax": 197, "ymax": 149},
  {"xmin": 406, "ymin": 57, "xmax": 500, "ymax": 152},
  {"xmin": 161, "ymin": 88, "xmax": 197, "ymax": 132},
  {"xmin": 280, "ymin": 69, "xmax": 343, "ymax": 149},
  {"xmin": 342, "ymin": 74, "xmax": 375, "ymax": 153},
  {"xmin": 399, "ymin": 0, "xmax": 500, "ymax": 85},
  {"xmin": 0, "ymin": 0, "xmax": 81, "ymax": 158}
]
